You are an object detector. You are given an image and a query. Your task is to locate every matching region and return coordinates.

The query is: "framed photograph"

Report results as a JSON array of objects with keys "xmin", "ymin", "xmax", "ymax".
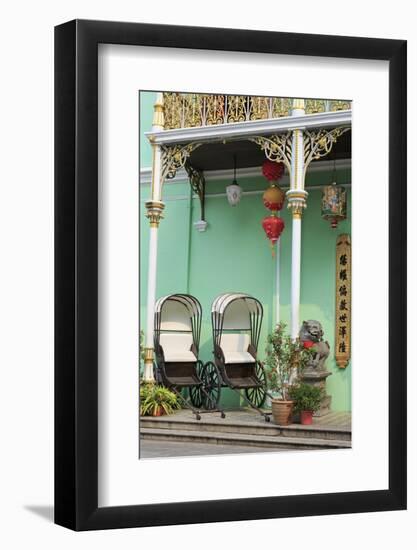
[{"xmin": 55, "ymin": 20, "xmax": 406, "ymax": 530}]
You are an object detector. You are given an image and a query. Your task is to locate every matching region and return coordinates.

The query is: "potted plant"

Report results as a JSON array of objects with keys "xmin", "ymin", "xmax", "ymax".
[
  {"xmin": 288, "ymin": 383, "xmax": 323, "ymax": 425},
  {"xmin": 139, "ymin": 383, "xmax": 180, "ymax": 417},
  {"xmin": 264, "ymin": 322, "xmax": 312, "ymax": 425}
]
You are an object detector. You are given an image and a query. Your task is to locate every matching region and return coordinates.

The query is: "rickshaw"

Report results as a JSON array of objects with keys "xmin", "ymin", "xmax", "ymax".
[
  {"xmin": 153, "ymin": 294, "xmax": 225, "ymax": 420},
  {"xmin": 210, "ymin": 292, "xmax": 271, "ymax": 421}
]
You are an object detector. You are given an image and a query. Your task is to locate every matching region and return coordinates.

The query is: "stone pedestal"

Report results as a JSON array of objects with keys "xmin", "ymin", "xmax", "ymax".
[{"xmin": 302, "ymin": 368, "xmax": 332, "ymax": 417}]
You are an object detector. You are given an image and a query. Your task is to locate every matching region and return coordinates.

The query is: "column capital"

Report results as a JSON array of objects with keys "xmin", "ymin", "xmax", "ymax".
[
  {"xmin": 143, "ymin": 348, "xmax": 155, "ymax": 382},
  {"xmin": 286, "ymin": 189, "xmax": 308, "ymax": 219},
  {"xmin": 145, "ymin": 200, "xmax": 165, "ymax": 228},
  {"xmin": 292, "ymin": 98, "xmax": 305, "ymax": 115},
  {"xmin": 143, "ymin": 347, "xmax": 154, "ymax": 363},
  {"xmin": 152, "ymin": 92, "xmax": 164, "ymax": 131}
]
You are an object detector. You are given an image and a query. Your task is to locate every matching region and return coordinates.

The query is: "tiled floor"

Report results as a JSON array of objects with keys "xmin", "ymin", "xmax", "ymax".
[{"xmin": 145, "ymin": 408, "xmax": 351, "ymax": 432}]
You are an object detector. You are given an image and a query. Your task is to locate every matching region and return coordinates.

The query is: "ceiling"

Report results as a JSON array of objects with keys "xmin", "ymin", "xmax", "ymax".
[{"xmin": 188, "ymin": 132, "xmax": 351, "ymax": 172}]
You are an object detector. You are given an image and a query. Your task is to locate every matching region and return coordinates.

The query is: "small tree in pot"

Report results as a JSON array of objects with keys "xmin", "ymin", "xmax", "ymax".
[
  {"xmin": 288, "ymin": 383, "xmax": 324, "ymax": 425},
  {"xmin": 265, "ymin": 322, "xmax": 313, "ymax": 425}
]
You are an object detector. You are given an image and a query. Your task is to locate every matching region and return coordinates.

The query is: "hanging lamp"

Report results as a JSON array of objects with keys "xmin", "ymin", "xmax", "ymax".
[
  {"xmin": 226, "ymin": 154, "xmax": 242, "ymax": 206},
  {"xmin": 321, "ymin": 159, "xmax": 347, "ymax": 229}
]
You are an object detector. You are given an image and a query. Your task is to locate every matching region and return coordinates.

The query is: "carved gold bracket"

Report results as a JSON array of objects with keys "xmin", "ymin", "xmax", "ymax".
[
  {"xmin": 185, "ymin": 162, "xmax": 206, "ymax": 221},
  {"xmin": 161, "ymin": 142, "xmax": 202, "ymax": 181},
  {"xmin": 249, "ymin": 127, "xmax": 350, "ymax": 220},
  {"xmin": 304, "ymin": 127, "xmax": 351, "ymax": 170},
  {"xmin": 250, "ymin": 126, "xmax": 350, "ymax": 182},
  {"xmin": 248, "ymin": 133, "xmax": 292, "ymax": 173}
]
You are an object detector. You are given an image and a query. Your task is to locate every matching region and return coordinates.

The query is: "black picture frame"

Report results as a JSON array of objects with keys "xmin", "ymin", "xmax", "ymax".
[{"xmin": 55, "ymin": 19, "xmax": 407, "ymax": 531}]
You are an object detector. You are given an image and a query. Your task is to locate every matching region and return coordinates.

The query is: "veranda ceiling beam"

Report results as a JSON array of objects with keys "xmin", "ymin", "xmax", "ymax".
[{"xmin": 146, "ymin": 109, "xmax": 351, "ymax": 146}]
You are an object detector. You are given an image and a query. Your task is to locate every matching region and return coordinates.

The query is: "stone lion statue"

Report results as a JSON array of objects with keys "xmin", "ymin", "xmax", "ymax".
[{"xmin": 299, "ymin": 320, "xmax": 330, "ymax": 372}]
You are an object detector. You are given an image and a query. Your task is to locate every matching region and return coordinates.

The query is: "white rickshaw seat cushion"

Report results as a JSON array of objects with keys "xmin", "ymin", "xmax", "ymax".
[
  {"xmin": 220, "ymin": 333, "xmax": 255, "ymax": 364},
  {"xmin": 159, "ymin": 332, "xmax": 196, "ymax": 362}
]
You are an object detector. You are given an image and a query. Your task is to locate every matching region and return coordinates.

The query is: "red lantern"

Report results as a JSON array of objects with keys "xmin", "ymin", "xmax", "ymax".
[
  {"xmin": 262, "ymin": 160, "xmax": 284, "ymax": 182},
  {"xmin": 262, "ymin": 214, "xmax": 285, "ymax": 256},
  {"xmin": 263, "ymin": 184, "xmax": 285, "ymax": 212}
]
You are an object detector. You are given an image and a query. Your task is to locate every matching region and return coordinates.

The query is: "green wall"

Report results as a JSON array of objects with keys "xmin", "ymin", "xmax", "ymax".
[{"xmin": 139, "ymin": 92, "xmax": 351, "ymax": 412}]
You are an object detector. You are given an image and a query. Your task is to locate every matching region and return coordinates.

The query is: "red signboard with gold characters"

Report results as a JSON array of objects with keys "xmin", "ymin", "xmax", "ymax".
[{"xmin": 335, "ymin": 234, "xmax": 351, "ymax": 368}]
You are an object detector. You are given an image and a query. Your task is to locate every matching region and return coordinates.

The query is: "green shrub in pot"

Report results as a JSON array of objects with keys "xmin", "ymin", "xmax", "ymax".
[
  {"xmin": 140, "ymin": 383, "xmax": 180, "ymax": 416},
  {"xmin": 288, "ymin": 383, "xmax": 323, "ymax": 414}
]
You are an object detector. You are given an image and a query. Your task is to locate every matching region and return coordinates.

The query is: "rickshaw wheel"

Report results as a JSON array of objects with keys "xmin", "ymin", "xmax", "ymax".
[
  {"xmin": 245, "ymin": 362, "xmax": 267, "ymax": 408},
  {"xmin": 201, "ymin": 361, "xmax": 221, "ymax": 410},
  {"xmin": 189, "ymin": 360, "xmax": 205, "ymax": 409}
]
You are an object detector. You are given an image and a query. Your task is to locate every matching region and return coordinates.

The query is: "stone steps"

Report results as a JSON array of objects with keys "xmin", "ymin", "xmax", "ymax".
[
  {"xmin": 140, "ymin": 415, "xmax": 351, "ymax": 442},
  {"xmin": 140, "ymin": 427, "xmax": 350, "ymax": 450}
]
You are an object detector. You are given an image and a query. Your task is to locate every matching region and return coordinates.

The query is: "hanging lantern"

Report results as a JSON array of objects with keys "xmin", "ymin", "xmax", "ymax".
[
  {"xmin": 262, "ymin": 214, "xmax": 285, "ymax": 256},
  {"xmin": 321, "ymin": 182, "xmax": 347, "ymax": 229},
  {"xmin": 263, "ymin": 184, "xmax": 285, "ymax": 212},
  {"xmin": 226, "ymin": 183, "xmax": 242, "ymax": 206},
  {"xmin": 226, "ymin": 153, "xmax": 242, "ymax": 206},
  {"xmin": 262, "ymin": 159, "xmax": 285, "ymax": 182}
]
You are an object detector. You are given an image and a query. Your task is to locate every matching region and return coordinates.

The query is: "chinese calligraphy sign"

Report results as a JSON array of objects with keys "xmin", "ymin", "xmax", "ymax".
[{"xmin": 335, "ymin": 234, "xmax": 351, "ymax": 368}]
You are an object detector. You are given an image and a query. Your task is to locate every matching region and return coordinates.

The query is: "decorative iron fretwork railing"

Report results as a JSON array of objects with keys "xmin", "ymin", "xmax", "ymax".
[{"xmin": 162, "ymin": 93, "xmax": 351, "ymax": 130}]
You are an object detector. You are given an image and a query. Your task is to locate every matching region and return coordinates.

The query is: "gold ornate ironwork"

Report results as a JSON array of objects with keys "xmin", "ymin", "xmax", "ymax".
[
  {"xmin": 305, "ymin": 99, "xmax": 326, "ymax": 114},
  {"xmin": 185, "ymin": 162, "xmax": 206, "ymax": 221},
  {"xmin": 335, "ymin": 234, "xmax": 351, "ymax": 368},
  {"xmin": 249, "ymin": 96, "xmax": 269, "ymax": 120},
  {"xmin": 162, "ymin": 93, "xmax": 351, "ymax": 129},
  {"xmin": 304, "ymin": 127, "xmax": 351, "ymax": 169},
  {"xmin": 249, "ymin": 132, "xmax": 292, "ymax": 173},
  {"xmin": 183, "ymin": 94, "xmax": 204, "ymax": 128},
  {"xmin": 163, "ymin": 93, "xmax": 182, "ymax": 129},
  {"xmin": 272, "ymin": 97, "xmax": 292, "ymax": 118},
  {"xmin": 330, "ymin": 100, "xmax": 351, "ymax": 111},
  {"xmin": 145, "ymin": 200, "xmax": 165, "ymax": 228},
  {"xmin": 161, "ymin": 142, "xmax": 202, "ymax": 180},
  {"xmin": 205, "ymin": 95, "xmax": 226, "ymax": 125},
  {"xmin": 226, "ymin": 95, "xmax": 248, "ymax": 123}
]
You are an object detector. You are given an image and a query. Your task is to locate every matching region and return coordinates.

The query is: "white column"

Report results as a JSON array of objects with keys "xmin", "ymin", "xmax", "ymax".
[
  {"xmin": 275, "ymin": 237, "xmax": 280, "ymax": 325},
  {"xmin": 143, "ymin": 93, "xmax": 165, "ymax": 381},
  {"xmin": 286, "ymin": 99, "xmax": 308, "ymax": 340},
  {"xmin": 143, "ymin": 224, "xmax": 160, "ymax": 381},
  {"xmin": 290, "ymin": 216, "xmax": 302, "ymax": 338}
]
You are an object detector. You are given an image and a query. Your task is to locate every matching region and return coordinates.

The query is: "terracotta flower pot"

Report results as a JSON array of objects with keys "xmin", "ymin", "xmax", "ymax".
[
  {"xmin": 271, "ymin": 399, "xmax": 294, "ymax": 425},
  {"xmin": 300, "ymin": 410, "xmax": 314, "ymax": 425},
  {"xmin": 153, "ymin": 405, "xmax": 165, "ymax": 417}
]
